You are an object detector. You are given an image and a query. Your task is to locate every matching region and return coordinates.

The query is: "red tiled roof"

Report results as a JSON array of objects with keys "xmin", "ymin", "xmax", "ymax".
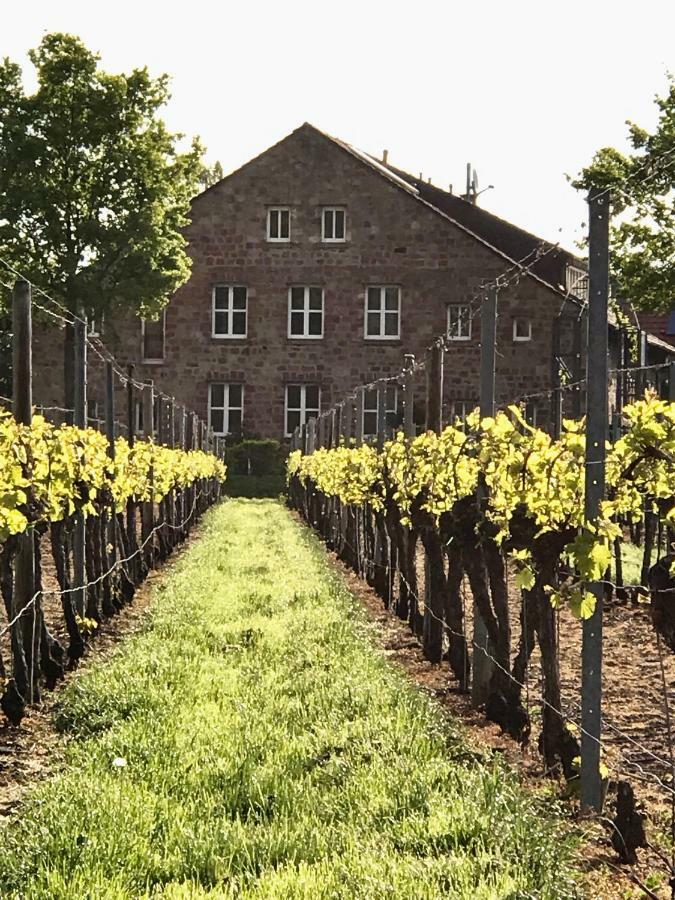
[{"xmin": 637, "ymin": 313, "xmax": 675, "ymax": 348}]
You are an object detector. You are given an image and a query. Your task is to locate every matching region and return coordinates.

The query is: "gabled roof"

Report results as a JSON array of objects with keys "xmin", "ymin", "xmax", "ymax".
[
  {"xmin": 305, "ymin": 124, "xmax": 585, "ymax": 300},
  {"xmin": 376, "ymin": 162, "xmax": 585, "ymax": 291},
  {"xmin": 195, "ymin": 122, "xmax": 586, "ymax": 300},
  {"xmin": 638, "ymin": 312, "xmax": 675, "ymax": 349}
]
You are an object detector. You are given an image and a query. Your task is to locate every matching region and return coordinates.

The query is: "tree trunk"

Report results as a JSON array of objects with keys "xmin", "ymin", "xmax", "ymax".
[
  {"xmin": 534, "ymin": 559, "xmax": 578, "ymax": 779},
  {"xmin": 445, "ymin": 540, "xmax": 470, "ymax": 689},
  {"xmin": 420, "ymin": 529, "xmax": 445, "ymax": 663},
  {"xmin": 50, "ymin": 521, "xmax": 85, "ymax": 662}
]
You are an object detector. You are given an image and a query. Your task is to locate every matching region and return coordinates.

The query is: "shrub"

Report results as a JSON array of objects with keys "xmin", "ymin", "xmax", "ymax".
[{"xmin": 225, "ymin": 439, "xmax": 286, "ymax": 477}]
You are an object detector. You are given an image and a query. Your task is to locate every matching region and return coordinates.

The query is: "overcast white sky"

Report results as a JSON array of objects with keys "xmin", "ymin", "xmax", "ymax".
[{"xmin": 4, "ymin": 0, "xmax": 674, "ymax": 252}]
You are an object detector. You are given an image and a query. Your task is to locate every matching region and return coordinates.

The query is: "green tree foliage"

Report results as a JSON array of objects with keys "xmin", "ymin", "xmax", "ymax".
[
  {"xmin": 0, "ymin": 33, "xmax": 204, "ymax": 320},
  {"xmin": 574, "ymin": 77, "xmax": 675, "ymax": 311},
  {"xmin": 200, "ymin": 160, "xmax": 224, "ymax": 190}
]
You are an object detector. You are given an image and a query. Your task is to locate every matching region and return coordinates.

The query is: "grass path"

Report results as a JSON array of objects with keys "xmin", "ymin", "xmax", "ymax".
[{"xmin": 0, "ymin": 500, "xmax": 579, "ymax": 898}]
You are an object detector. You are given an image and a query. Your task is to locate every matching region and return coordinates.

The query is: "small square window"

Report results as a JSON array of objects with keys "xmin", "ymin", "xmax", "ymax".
[
  {"xmin": 447, "ymin": 304, "xmax": 471, "ymax": 340},
  {"xmin": 364, "ymin": 287, "xmax": 400, "ymax": 340},
  {"xmin": 513, "ymin": 318, "xmax": 532, "ymax": 342},
  {"xmin": 267, "ymin": 207, "xmax": 290, "ymax": 242},
  {"xmin": 288, "ymin": 287, "xmax": 324, "ymax": 339},
  {"xmin": 322, "ymin": 207, "xmax": 346, "ymax": 242}
]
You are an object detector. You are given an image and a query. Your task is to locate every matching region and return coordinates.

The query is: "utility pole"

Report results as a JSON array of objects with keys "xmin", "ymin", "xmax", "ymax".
[
  {"xmin": 472, "ymin": 287, "xmax": 497, "ymax": 707},
  {"xmin": 581, "ymin": 187, "xmax": 610, "ymax": 812}
]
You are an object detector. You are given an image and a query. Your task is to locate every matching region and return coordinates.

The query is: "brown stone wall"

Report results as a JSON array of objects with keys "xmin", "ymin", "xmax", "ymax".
[{"xmin": 32, "ymin": 124, "xmax": 567, "ymax": 440}]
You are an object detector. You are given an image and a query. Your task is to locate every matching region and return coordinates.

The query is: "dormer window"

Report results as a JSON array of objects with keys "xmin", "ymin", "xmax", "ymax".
[
  {"xmin": 322, "ymin": 207, "xmax": 346, "ymax": 242},
  {"xmin": 267, "ymin": 207, "xmax": 290, "ymax": 242},
  {"xmin": 566, "ymin": 265, "xmax": 589, "ymax": 301}
]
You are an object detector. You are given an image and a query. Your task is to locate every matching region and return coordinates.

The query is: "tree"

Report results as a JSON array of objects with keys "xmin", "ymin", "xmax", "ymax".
[
  {"xmin": 574, "ymin": 77, "xmax": 674, "ymax": 311},
  {"xmin": 0, "ymin": 33, "xmax": 204, "ymax": 321},
  {"xmin": 200, "ymin": 160, "xmax": 224, "ymax": 191}
]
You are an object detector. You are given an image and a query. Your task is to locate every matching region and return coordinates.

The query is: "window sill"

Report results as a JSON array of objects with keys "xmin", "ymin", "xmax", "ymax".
[
  {"xmin": 142, "ymin": 359, "xmax": 165, "ymax": 365},
  {"xmin": 287, "ymin": 335, "xmax": 324, "ymax": 341},
  {"xmin": 447, "ymin": 337, "xmax": 472, "ymax": 342},
  {"xmin": 363, "ymin": 336, "xmax": 401, "ymax": 342},
  {"xmin": 211, "ymin": 335, "xmax": 248, "ymax": 341}
]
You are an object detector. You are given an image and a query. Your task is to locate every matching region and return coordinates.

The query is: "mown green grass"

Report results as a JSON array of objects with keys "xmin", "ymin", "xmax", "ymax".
[{"xmin": 0, "ymin": 499, "xmax": 580, "ymax": 898}]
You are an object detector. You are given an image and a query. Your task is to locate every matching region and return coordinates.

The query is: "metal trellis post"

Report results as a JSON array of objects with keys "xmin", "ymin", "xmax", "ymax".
[
  {"xmin": 472, "ymin": 287, "xmax": 497, "ymax": 708},
  {"xmin": 580, "ymin": 187, "xmax": 610, "ymax": 812}
]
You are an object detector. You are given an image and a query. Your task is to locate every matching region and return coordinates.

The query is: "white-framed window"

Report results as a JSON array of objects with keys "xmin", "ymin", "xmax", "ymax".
[
  {"xmin": 141, "ymin": 311, "xmax": 166, "ymax": 363},
  {"xmin": 447, "ymin": 304, "xmax": 471, "ymax": 340},
  {"xmin": 363, "ymin": 386, "xmax": 398, "ymax": 437},
  {"xmin": 267, "ymin": 207, "xmax": 290, "ymax": 242},
  {"xmin": 322, "ymin": 207, "xmax": 346, "ymax": 242},
  {"xmin": 566, "ymin": 265, "xmax": 589, "ymax": 301},
  {"xmin": 285, "ymin": 384, "xmax": 320, "ymax": 436},
  {"xmin": 87, "ymin": 311, "xmax": 104, "ymax": 337},
  {"xmin": 364, "ymin": 286, "xmax": 401, "ymax": 340},
  {"xmin": 513, "ymin": 318, "xmax": 532, "ymax": 342},
  {"xmin": 212, "ymin": 285, "xmax": 247, "ymax": 338},
  {"xmin": 208, "ymin": 383, "xmax": 244, "ymax": 436},
  {"xmin": 448, "ymin": 399, "xmax": 478, "ymax": 424},
  {"xmin": 525, "ymin": 401, "xmax": 538, "ymax": 428},
  {"xmin": 288, "ymin": 286, "xmax": 324, "ymax": 339}
]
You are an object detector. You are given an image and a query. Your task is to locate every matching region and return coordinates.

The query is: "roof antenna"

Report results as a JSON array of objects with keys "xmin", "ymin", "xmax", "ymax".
[{"xmin": 464, "ymin": 163, "xmax": 493, "ymax": 204}]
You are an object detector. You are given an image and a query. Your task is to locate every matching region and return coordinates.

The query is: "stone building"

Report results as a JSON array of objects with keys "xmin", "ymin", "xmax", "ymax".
[{"xmin": 31, "ymin": 123, "xmax": 672, "ymax": 441}]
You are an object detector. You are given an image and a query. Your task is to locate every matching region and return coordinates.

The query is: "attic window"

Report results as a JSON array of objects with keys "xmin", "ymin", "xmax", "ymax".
[
  {"xmin": 267, "ymin": 207, "xmax": 290, "ymax": 242},
  {"xmin": 513, "ymin": 318, "xmax": 532, "ymax": 342},
  {"xmin": 322, "ymin": 208, "xmax": 346, "ymax": 242}
]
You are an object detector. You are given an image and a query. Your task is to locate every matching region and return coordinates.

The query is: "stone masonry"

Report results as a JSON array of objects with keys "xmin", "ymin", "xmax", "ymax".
[{"xmin": 32, "ymin": 124, "xmax": 581, "ymax": 440}]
